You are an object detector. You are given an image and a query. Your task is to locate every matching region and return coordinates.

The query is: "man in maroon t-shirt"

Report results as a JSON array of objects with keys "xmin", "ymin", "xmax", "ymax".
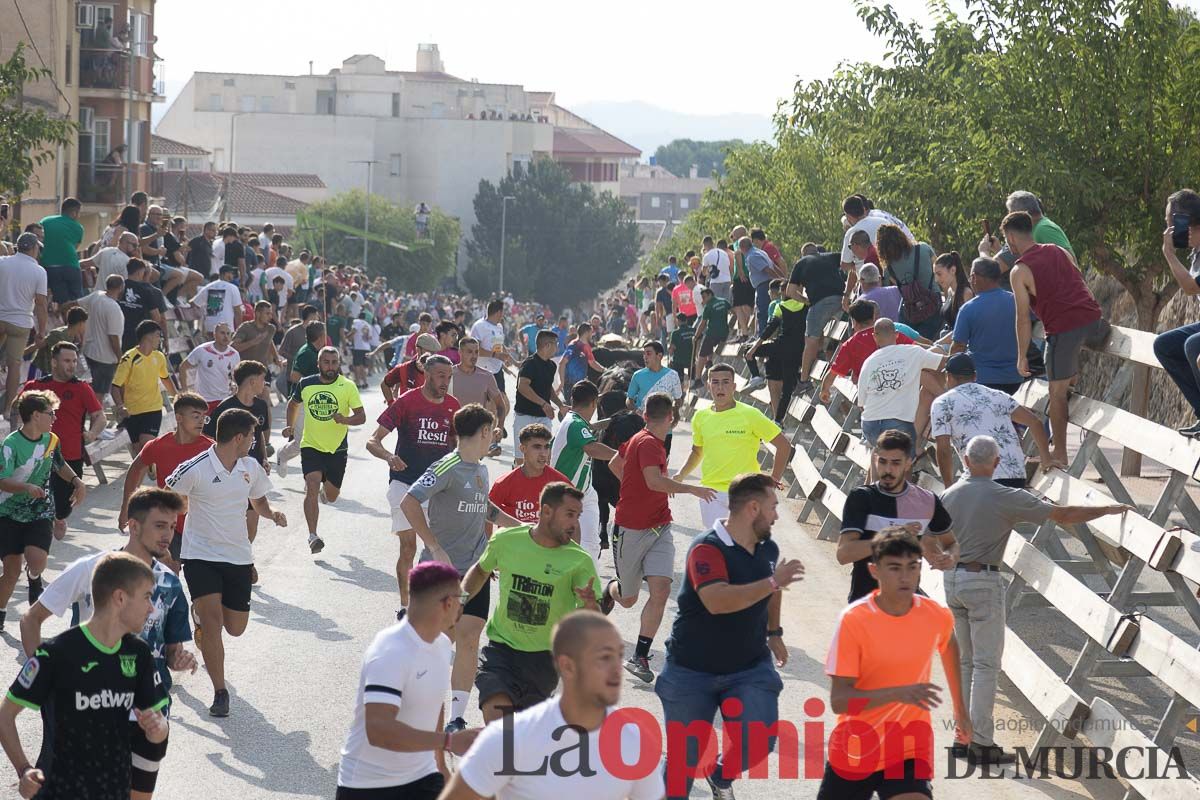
[
  {"xmin": 1003, "ymin": 211, "xmax": 1106, "ymax": 466},
  {"xmin": 366, "ymin": 355, "xmax": 460, "ymax": 610},
  {"xmin": 488, "ymin": 423, "xmax": 568, "ymax": 525},
  {"xmin": 820, "ymin": 299, "xmax": 915, "ymax": 404},
  {"xmin": 20, "ymin": 342, "xmax": 106, "ymax": 539},
  {"xmin": 601, "ymin": 392, "xmax": 715, "ymax": 684}
]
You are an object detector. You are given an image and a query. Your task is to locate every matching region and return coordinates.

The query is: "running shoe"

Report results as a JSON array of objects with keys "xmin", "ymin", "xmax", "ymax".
[
  {"xmin": 745, "ymin": 376, "xmax": 767, "ymax": 392},
  {"xmin": 308, "ymin": 533, "xmax": 325, "ymax": 554},
  {"xmin": 705, "ymin": 773, "xmax": 736, "ymax": 800},
  {"xmin": 1178, "ymin": 420, "xmax": 1200, "ymax": 437},
  {"xmin": 444, "ymin": 716, "xmax": 467, "ymax": 735},
  {"xmin": 624, "ymin": 654, "xmax": 654, "ymax": 683},
  {"xmin": 209, "ymin": 689, "xmax": 230, "ymax": 717},
  {"xmin": 600, "ymin": 578, "xmax": 618, "ymax": 616},
  {"xmin": 275, "ymin": 451, "xmax": 289, "ymax": 478},
  {"xmin": 0, "ymin": 609, "xmax": 7, "ymax": 631},
  {"xmin": 794, "ymin": 379, "xmax": 814, "ymax": 394},
  {"xmin": 27, "ymin": 572, "xmax": 43, "ymax": 605}
]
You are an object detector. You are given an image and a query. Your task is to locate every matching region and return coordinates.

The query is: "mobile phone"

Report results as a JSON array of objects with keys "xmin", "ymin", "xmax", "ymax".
[
  {"xmin": 1172, "ymin": 213, "xmax": 1191, "ymax": 249},
  {"xmin": 981, "ymin": 219, "xmax": 992, "ymax": 237},
  {"xmin": 1, "ymin": 204, "xmax": 10, "ymax": 221}
]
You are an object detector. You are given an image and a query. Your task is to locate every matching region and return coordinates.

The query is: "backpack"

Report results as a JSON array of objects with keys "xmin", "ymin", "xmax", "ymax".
[{"xmin": 886, "ymin": 243, "xmax": 941, "ymax": 325}]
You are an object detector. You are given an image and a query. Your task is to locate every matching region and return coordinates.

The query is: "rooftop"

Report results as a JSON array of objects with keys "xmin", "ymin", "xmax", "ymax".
[
  {"xmin": 160, "ymin": 172, "xmax": 307, "ymax": 218},
  {"xmin": 229, "ymin": 173, "xmax": 326, "ymax": 189},
  {"xmin": 151, "ymin": 134, "xmax": 210, "ymax": 156},
  {"xmin": 553, "ymin": 127, "xmax": 641, "ymax": 159}
]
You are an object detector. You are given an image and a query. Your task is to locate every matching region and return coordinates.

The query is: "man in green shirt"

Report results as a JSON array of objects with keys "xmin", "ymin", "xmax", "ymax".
[
  {"xmin": 668, "ymin": 313, "xmax": 696, "ymax": 386},
  {"xmin": 277, "ymin": 320, "xmax": 326, "ymax": 477},
  {"xmin": 461, "ymin": 482, "xmax": 599, "ymax": 723},
  {"xmin": 692, "ymin": 286, "xmax": 732, "ymax": 387},
  {"xmin": 550, "ymin": 380, "xmax": 617, "ymax": 565},
  {"xmin": 980, "ymin": 190, "xmax": 1076, "ymax": 269},
  {"xmin": 39, "ymin": 198, "xmax": 86, "ymax": 313}
]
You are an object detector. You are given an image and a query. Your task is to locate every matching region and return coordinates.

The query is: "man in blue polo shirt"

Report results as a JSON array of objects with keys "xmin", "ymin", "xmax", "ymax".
[
  {"xmin": 739, "ymin": 236, "xmax": 779, "ymax": 336},
  {"xmin": 952, "ymin": 257, "xmax": 1024, "ymax": 393},
  {"xmin": 654, "ymin": 472, "xmax": 804, "ymax": 800}
]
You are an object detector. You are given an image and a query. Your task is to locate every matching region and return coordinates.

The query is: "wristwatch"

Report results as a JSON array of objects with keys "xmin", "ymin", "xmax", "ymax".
[{"xmin": 767, "ymin": 628, "xmax": 784, "ymax": 638}]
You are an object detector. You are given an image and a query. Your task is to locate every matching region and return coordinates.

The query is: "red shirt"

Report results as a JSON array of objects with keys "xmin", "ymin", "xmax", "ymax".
[
  {"xmin": 829, "ymin": 328, "xmax": 915, "ymax": 381},
  {"xmin": 20, "ymin": 378, "xmax": 102, "ymax": 461},
  {"xmin": 489, "ymin": 466, "xmax": 570, "ymax": 524},
  {"xmin": 615, "ymin": 429, "xmax": 671, "ymax": 529},
  {"xmin": 377, "ymin": 388, "xmax": 460, "ymax": 485},
  {"xmin": 138, "ymin": 432, "xmax": 214, "ymax": 533},
  {"xmin": 383, "ymin": 360, "xmax": 425, "ymax": 392},
  {"xmin": 1017, "ymin": 244, "xmax": 1101, "ymax": 335},
  {"xmin": 864, "ymin": 244, "xmax": 880, "ymax": 267}
]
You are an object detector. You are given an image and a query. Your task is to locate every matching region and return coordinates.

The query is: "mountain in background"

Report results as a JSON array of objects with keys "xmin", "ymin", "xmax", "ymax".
[{"xmin": 572, "ymin": 101, "xmax": 775, "ymax": 159}]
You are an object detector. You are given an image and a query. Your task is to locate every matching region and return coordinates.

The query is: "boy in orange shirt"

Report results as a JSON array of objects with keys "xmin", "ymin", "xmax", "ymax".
[{"xmin": 819, "ymin": 530, "xmax": 970, "ymax": 799}]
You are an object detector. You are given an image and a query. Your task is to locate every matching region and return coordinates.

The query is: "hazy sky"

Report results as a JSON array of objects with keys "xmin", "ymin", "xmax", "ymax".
[{"xmin": 154, "ymin": 0, "xmax": 938, "ymax": 118}]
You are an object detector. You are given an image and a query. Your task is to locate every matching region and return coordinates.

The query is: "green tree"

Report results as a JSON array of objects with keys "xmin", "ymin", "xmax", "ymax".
[
  {"xmin": 653, "ymin": 139, "xmax": 744, "ymax": 178},
  {"xmin": 465, "ymin": 160, "xmax": 641, "ymax": 309},
  {"xmin": 298, "ymin": 190, "xmax": 458, "ymax": 291},
  {"xmin": 0, "ymin": 44, "xmax": 76, "ymax": 199}
]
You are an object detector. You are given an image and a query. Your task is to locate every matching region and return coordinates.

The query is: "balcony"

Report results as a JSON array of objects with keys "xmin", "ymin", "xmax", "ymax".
[
  {"xmin": 80, "ymin": 49, "xmax": 159, "ymax": 96},
  {"xmin": 76, "ymin": 163, "xmax": 125, "ymax": 205}
]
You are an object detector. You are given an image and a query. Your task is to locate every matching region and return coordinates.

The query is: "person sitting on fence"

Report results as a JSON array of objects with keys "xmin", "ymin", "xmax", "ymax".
[
  {"xmin": 1153, "ymin": 188, "xmax": 1200, "ymax": 437},
  {"xmin": 951, "ymin": 257, "xmax": 1025, "ymax": 394},
  {"xmin": 940, "ymin": 434, "xmax": 1129, "ymax": 767},
  {"xmin": 820, "ymin": 299, "xmax": 916, "ymax": 405},
  {"xmin": 1004, "ymin": 211, "xmax": 1109, "ymax": 467},
  {"xmin": 857, "ymin": 319, "xmax": 947, "ymax": 448}
]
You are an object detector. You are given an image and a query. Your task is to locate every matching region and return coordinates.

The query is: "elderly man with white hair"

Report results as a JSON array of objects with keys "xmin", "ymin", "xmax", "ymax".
[
  {"xmin": 939, "ymin": 435, "xmax": 1130, "ymax": 766},
  {"xmin": 978, "ymin": 189, "xmax": 1076, "ymax": 271}
]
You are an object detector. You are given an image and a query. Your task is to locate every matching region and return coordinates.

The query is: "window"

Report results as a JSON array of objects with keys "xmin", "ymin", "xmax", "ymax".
[
  {"xmin": 127, "ymin": 12, "xmax": 148, "ymax": 56},
  {"xmin": 391, "ymin": 93, "xmax": 400, "ymax": 117},
  {"xmin": 284, "ymin": 81, "xmax": 296, "ymax": 90},
  {"xmin": 389, "ymin": 154, "xmax": 402, "ymax": 177},
  {"xmin": 259, "ymin": 96, "xmax": 274, "ymax": 112},
  {"xmin": 76, "ymin": 3, "xmax": 96, "ymax": 28},
  {"xmin": 680, "ymin": 197, "xmax": 689, "ymax": 210},
  {"xmin": 223, "ymin": 77, "xmax": 236, "ymax": 87},
  {"xmin": 92, "ymin": 118, "xmax": 110, "ymax": 163},
  {"xmin": 208, "ymin": 93, "xmax": 223, "ymax": 111},
  {"xmin": 78, "ymin": 108, "xmax": 95, "ymax": 164},
  {"xmin": 239, "ymin": 95, "xmax": 256, "ymax": 112},
  {"xmin": 65, "ymin": 44, "xmax": 72, "ymax": 85},
  {"xmin": 650, "ymin": 196, "xmax": 660, "ymax": 209},
  {"xmin": 166, "ymin": 157, "xmax": 183, "ymax": 170}
]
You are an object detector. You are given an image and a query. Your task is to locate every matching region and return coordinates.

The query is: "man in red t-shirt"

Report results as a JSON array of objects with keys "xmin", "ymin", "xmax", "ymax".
[
  {"xmin": 601, "ymin": 392, "xmax": 715, "ymax": 684},
  {"xmin": 488, "ymin": 423, "xmax": 568, "ymax": 525},
  {"xmin": 119, "ymin": 392, "xmax": 214, "ymax": 569},
  {"xmin": 820, "ymin": 299, "xmax": 915, "ymax": 404},
  {"xmin": 20, "ymin": 342, "xmax": 106, "ymax": 538}
]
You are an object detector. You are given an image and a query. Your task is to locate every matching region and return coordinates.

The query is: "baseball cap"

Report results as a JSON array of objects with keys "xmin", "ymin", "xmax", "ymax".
[
  {"xmin": 857, "ymin": 263, "xmax": 881, "ymax": 282},
  {"xmin": 415, "ymin": 333, "xmax": 441, "ymax": 353},
  {"xmin": 946, "ymin": 353, "xmax": 976, "ymax": 376}
]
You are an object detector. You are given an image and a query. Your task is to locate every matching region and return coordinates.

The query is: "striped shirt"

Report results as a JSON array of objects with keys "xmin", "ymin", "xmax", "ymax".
[{"xmin": 550, "ymin": 411, "xmax": 596, "ymax": 493}]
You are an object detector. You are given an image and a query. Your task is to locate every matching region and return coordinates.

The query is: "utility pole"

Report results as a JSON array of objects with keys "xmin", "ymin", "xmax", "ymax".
[
  {"xmin": 499, "ymin": 195, "xmax": 515, "ymax": 293},
  {"xmin": 349, "ymin": 159, "xmax": 380, "ymax": 270}
]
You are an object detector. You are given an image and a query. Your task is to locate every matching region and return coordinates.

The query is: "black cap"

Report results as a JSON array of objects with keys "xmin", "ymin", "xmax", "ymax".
[{"xmin": 946, "ymin": 352, "xmax": 976, "ymax": 376}]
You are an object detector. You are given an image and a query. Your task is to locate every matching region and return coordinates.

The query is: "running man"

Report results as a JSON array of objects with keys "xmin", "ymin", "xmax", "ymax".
[
  {"xmin": 285, "ymin": 346, "xmax": 365, "ymax": 554},
  {"xmin": 818, "ymin": 529, "xmax": 971, "ymax": 799},
  {"xmin": 20, "ymin": 488, "xmax": 196, "ymax": 800},
  {"xmin": 0, "ymin": 552, "xmax": 170, "ymax": 800},
  {"xmin": 337, "ymin": 562, "xmax": 480, "ymax": 800},
  {"xmin": 461, "ymin": 483, "xmax": 599, "ymax": 723},
  {"xmin": 691, "ymin": 286, "xmax": 732, "ymax": 387},
  {"xmin": 165, "ymin": 408, "xmax": 287, "ymax": 717},
  {"xmin": 0, "ymin": 390, "xmax": 86, "ymax": 623},
  {"xmin": 179, "ymin": 322, "xmax": 240, "ymax": 414},
  {"xmin": 19, "ymin": 341, "xmax": 105, "ymax": 540},
  {"xmin": 367, "ymin": 355, "xmax": 459, "ymax": 613},
  {"xmin": 204, "ymin": 360, "xmax": 272, "ymax": 543},
  {"xmin": 489, "ymin": 424, "xmax": 568, "ymax": 525},
  {"xmin": 626, "ymin": 341, "xmax": 683, "ymax": 412},
  {"xmin": 674, "ymin": 364, "xmax": 792, "ymax": 528},
  {"xmin": 398, "ymin": 405, "xmax": 498, "ymax": 735},
  {"xmin": 601, "ymin": 392, "xmax": 714, "ymax": 683},
  {"xmin": 112, "ymin": 320, "xmax": 176, "ymax": 456},
  {"xmin": 276, "ymin": 320, "xmax": 325, "ymax": 476},
  {"xmin": 513, "ymin": 331, "xmax": 564, "ymax": 466},
  {"xmin": 441, "ymin": 611, "xmax": 664, "ymax": 800},
  {"xmin": 120, "ymin": 393, "xmax": 213, "ymax": 569},
  {"xmin": 550, "ymin": 380, "xmax": 617, "ymax": 564}
]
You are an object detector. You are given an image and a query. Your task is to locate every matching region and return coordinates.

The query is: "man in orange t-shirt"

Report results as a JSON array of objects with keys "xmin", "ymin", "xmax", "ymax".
[{"xmin": 818, "ymin": 530, "xmax": 970, "ymax": 799}]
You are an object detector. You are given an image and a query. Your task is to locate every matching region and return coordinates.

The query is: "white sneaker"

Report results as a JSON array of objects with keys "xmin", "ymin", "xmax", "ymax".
[
  {"xmin": 276, "ymin": 451, "xmax": 288, "ymax": 478},
  {"xmin": 745, "ymin": 376, "xmax": 767, "ymax": 391},
  {"xmin": 308, "ymin": 533, "xmax": 324, "ymax": 554}
]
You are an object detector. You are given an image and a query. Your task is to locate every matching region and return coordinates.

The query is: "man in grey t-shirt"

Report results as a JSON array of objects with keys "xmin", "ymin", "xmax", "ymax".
[
  {"xmin": 939, "ymin": 435, "xmax": 1130, "ymax": 765},
  {"xmin": 396, "ymin": 404, "xmax": 520, "ymax": 733}
]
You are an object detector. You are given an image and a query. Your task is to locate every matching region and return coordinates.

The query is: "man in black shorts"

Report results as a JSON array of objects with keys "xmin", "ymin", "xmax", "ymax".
[
  {"xmin": 165, "ymin": 409, "xmax": 287, "ymax": 717},
  {"xmin": 691, "ymin": 286, "xmax": 732, "ymax": 387},
  {"xmin": 112, "ymin": 320, "xmax": 176, "ymax": 456},
  {"xmin": 0, "ymin": 551, "xmax": 170, "ymax": 800},
  {"xmin": 204, "ymin": 360, "xmax": 271, "ymax": 543}
]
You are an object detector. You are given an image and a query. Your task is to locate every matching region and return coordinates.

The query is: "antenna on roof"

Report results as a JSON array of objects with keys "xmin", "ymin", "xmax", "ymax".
[{"xmin": 309, "ymin": 60, "xmax": 314, "ymax": 76}]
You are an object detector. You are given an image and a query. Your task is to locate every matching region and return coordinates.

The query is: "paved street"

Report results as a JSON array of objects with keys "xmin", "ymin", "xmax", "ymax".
[{"xmin": 6, "ymin": 382, "xmax": 1117, "ymax": 799}]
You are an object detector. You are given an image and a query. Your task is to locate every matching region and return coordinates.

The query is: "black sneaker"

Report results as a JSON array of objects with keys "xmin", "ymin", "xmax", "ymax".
[
  {"xmin": 27, "ymin": 573, "xmax": 44, "ymax": 605},
  {"xmin": 444, "ymin": 716, "xmax": 467, "ymax": 734},
  {"xmin": 969, "ymin": 743, "xmax": 1017, "ymax": 765},
  {"xmin": 209, "ymin": 689, "xmax": 230, "ymax": 717},
  {"xmin": 1178, "ymin": 421, "xmax": 1200, "ymax": 437},
  {"xmin": 0, "ymin": 609, "xmax": 7, "ymax": 631},
  {"xmin": 599, "ymin": 579, "xmax": 618, "ymax": 616},
  {"xmin": 624, "ymin": 654, "xmax": 654, "ymax": 683},
  {"xmin": 308, "ymin": 533, "xmax": 325, "ymax": 554},
  {"xmin": 950, "ymin": 742, "xmax": 970, "ymax": 758}
]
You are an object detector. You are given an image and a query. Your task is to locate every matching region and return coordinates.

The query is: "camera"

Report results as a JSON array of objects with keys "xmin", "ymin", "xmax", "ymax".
[{"xmin": 1172, "ymin": 212, "xmax": 1191, "ymax": 249}]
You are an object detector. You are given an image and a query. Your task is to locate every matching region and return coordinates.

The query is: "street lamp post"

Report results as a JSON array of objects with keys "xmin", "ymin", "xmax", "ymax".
[
  {"xmin": 499, "ymin": 195, "xmax": 515, "ymax": 293},
  {"xmin": 227, "ymin": 111, "xmax": 246, "ymax": 216},
  {"xmin": 349, "ymin": 159, "xmax": 380, "ymax": 270}
]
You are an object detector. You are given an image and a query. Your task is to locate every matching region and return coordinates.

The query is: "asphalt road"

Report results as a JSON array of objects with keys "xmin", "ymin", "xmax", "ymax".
[{"xmin": 5, "ymin": 380, "xmax": 1121, "ymax": 800}]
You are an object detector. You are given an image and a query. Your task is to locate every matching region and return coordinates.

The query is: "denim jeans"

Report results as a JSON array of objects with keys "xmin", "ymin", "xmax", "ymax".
[
  {"xmin": 943, "ymin": 568, "xmax": 1005, "ymax": 746},
  {"xmin": 655, "ymin": 655, "xmax": 783, "ymax": 799},
  {"xmin": 754, "ymin": 282, "xmax": 772, "ymax": 336},
  {"xmin": 861, "ymin": 418, "xmax": 918, "ymax": 447},
  {"xmin": 1153, "ymin": 321, "xmax": 1200, "ymax": 418}
]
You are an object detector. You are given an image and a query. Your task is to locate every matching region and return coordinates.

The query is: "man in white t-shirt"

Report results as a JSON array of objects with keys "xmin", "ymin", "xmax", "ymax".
[
  {"xmin": 191, "ymin": 265, "xmax": 244, "ymax": 337},
  {"xmin": 701, "ymin": 234, "xmax": 732, "ymax": 301},
  {"xmin": 82, "ymin": 231, "xmax": 138, "ymax": 285},
  {"xmin": 469, "ymin": 299, "xmax": 513, "ymax": 399},
  {"xmin": 857, "ymin": 318, "xmax": 946, "ymax": 447},
  {"xmin": 336, "ymin": 561, "xmax": 478, "ymax": 799},
  {"xmin": 442, "ymin": 611, "xmax": 665, "ymax": 800},
  {"xmin": 264, "ymin": 262, "xmax": 293, "ymax": 296},
  {"xmin": 839, "ymin": 195, "xmax": 915, "ymax": 300},
  {"xmin": 164, "ymin": 408, "xmax": 287, "ymax": 719},
  {"xmin": 181, "ymin": 322, "xmax": 241, "ymax": 407},
  {"xmin": 350, "ymin": 315, "xmax": 373, "ymax": 388}
]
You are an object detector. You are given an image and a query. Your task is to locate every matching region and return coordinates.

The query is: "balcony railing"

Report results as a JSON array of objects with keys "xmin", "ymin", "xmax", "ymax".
[
  {"xmin": 79, "ymin": 48, "xmax": 158, "ymax": 95},
  {"xmin": 77, "ymin": 163, "xmax": 125, "ymax": 204}
]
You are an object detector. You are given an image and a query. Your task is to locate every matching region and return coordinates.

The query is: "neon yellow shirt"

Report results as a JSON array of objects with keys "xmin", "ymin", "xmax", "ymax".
[
  {"xmin": 691, "ymin": 401, "xmax": 781, "ymax": 492},
  {"xmin": 292, "ymin": 374, "xmax": 362, "ymax": 453}
]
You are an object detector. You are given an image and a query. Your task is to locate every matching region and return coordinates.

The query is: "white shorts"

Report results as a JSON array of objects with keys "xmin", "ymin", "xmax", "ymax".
[
  {"xmin": 699, "ymin": 491, "xmax": 730, "ymax": 530},
  {"xmin": 579, "ymin": 490, "xmax": 600, "ymax": 569},
  {"xmin": 513, "ymin": 414, "xmax": 553, "ymax": 451},
  {"xmin": 387, "ymin": 480, "xmax": 427, "ymax": 533}
]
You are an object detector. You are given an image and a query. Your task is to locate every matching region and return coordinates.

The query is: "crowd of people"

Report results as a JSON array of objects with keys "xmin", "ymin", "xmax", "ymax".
[{"xmin": 0, "ymin": 182, "xmax": 1193, "ymax": 800}]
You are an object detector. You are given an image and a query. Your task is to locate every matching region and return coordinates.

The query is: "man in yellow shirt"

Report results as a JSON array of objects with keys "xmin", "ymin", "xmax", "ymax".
[
  {"xmin": 111, "ymin": 319, "xmax": 175, "ymax": 455},
  {"xmin": 674, "ymin": 363, "xmax": 792, "ymax": 528}
]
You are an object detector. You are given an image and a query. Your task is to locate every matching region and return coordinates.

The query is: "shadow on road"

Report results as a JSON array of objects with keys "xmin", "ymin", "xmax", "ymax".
[
  {"xmin": 250, "ymin": 588, "xmax": 353, "ymax": 642},
  {"xmin": 316, "ymin": 555, "xmax": 397, "ymax": 594}
]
